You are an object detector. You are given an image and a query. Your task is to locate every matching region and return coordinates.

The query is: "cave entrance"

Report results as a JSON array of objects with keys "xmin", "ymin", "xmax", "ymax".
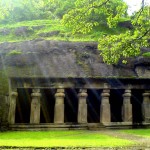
[
  {"xmin": 110, "ymin": 89, "xmax": 124, "ymax": 122},
  {"xmin": 40, "ymin": 89, "xmax": 56, "ymax": 123},
  {"xmin": 131, "ymin": 89, "xmax": 144, "ymax": 124},
  {"xmin": 64, "ymin": 88, "xmax": 79, "ymax": 123},
  {"xmin": 15, "ymin": 88, "xmax": 32, "ymax": 123},
  {"xmin": 87, "ymin": 89, "xmax": 102, "ymax": 123}
]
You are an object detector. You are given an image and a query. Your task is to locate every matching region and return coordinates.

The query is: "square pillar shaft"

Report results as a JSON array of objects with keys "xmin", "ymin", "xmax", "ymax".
[
  {"xmin": 8, "ymin": 92, "xmax": 18, "ymax": 124},
  {"xmin": 78, "ymin": 89, "xmax": 87, "ymax": 123},
  {"xmin": 142, "ymin": 92, "xmax": 150, "ymax": 122},
  {"xmin": 54, "ymin": 89, "xmax": 65, "ymax": 123},
  {"xmin": 123, "ymin": 90, "xmax": 132, "ymax": 122},
  {"xmin": 100, "ymin": 89, "xmax": 110, "ymax": 123},
  {"xmin": 30, "ymin": 91, "xmax": 41, "ymax": 124}
]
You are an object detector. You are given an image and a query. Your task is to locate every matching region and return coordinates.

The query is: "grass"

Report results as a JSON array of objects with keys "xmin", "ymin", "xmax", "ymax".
[
  {"xmin": 142, "ymin": 52, "xmax": 150, "ymax": 57},
  {"xmin": 0, "ymin": 130, "xmax": 134, "ymax": 148},
  {"xmin": 0, "ymin": 20, "xmax": 59, "ymax": 29},
  {"xmin": 0, "ymin": 19, "xmax": 127, "ymax": 43},
  {"xmin": 123, "ymin": 129, "xmax": 150, "ymax": 137},
  {"xmin": 0, "ymin": 19, "xmax": 67, "ymax": 43}
]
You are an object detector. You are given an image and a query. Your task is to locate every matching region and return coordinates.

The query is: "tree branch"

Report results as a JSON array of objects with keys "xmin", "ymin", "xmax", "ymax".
[{"xmin": 134, "ymin": 0, "xmax": 145, "ymax": 25}]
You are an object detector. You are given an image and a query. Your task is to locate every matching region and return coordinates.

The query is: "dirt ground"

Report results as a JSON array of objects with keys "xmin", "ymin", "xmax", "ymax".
[
  {"xmin": 99, "ymin": 130, "xmax": 150, "ymax": 150},
  {"xmin": 0, "ymin": 130, "xmax": 150, "ymax": 150}
]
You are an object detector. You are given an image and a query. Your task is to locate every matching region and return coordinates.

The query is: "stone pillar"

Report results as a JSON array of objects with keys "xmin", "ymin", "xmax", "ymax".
[
  {"xmin": 8, "ymin": 91, "xmax": 18, "ymax": 124},
  {"xmin": 100, "ymin": 89, "xmax": 110, "ymax": 123},
  {"xmin": 142, "ymin": 91, "xmax": 150, "ymax": 123},
  {"xmin": 54, "ymin": 88, "xmax": 65, "ymax": 123},
  {"xmin": 78, "ymin": 89, "xmax": 88, "ymax": 123},
  {"xmin": 30, "ymin": 89, "xmax": 41, "ymax": 124},
  {"xmin": 122, "ymin": 89, "xmax": 132, "ymax": 122}
]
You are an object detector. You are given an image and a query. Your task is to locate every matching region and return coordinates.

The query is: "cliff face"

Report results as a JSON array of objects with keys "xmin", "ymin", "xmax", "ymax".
[{"xmin": 0, "ymin": 39, "xmax": 150, "ymax": 78}]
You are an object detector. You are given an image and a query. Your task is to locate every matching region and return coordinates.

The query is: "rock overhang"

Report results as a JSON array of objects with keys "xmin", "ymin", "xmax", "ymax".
[{"xmin": 0, "ymin": 39, "xmax": 149, "ymax": 79}]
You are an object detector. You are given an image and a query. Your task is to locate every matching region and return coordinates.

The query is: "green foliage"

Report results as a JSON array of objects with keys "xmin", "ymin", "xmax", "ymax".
[
  {"xmin": 49, "ymin": 0, "xmax": 76, "ymax": 18},
  {"xmin": 7, "ymin": 50, "xmax": 22, "ymax": 56},
  {"xmin": 99, "ymin": 6, "xmax": 150, "ymax": 64},
  {"xmin": 0, "ymin": 0, "xmax": 76, "ymax": 23},
  {"xmin": 61, "ymin": 0, "xmax": 150, "ymax": 64},
  {"xmin": 0, "ymin": 0, "xmax": 48, "ymax": 23},
  {"xmin": 143, "ymin": 52, "xmax": 150, "ymax": 57},
  {"xmin": 62, "ymin": 0, "xmax": 128, "ymax": 34}
]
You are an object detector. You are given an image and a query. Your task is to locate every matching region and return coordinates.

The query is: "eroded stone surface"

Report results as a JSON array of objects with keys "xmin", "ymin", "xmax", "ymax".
[{"xmin": 0, "ymin": 40, "xmax": 149, "ymax": 78}]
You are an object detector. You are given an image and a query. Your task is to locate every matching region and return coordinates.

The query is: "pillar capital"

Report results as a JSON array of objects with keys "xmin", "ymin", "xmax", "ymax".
[
  {"xmin": 79, "ymin": 89, "xmax": 87, "ymax": 93},
  {"xmin": 103, "ymin": 83, "xmax": 110, "ymax": 89},
  {"xmin": 57, "ymin": 88, "xmax": 65, "ymax": 93},
  {"xmin": 123, "ymin": 89, "xmax": 131, "ymax": 97},
  {"xmin": 11, "ymin": 92, "xmax": 18, "ymax": 97},
  {"xmin": 31, "ymin": 93, "xmax": 41, "ymax": 97},
  {"xmin": 101, "ymin": 92, "xmax": 110, "ymax": 97},
  {"xmin": 101, "ymin": 89, "xmax": 110, "ymax": 97},
  {"xmin": 32, "ymin": 89, "xmax": 40, "ymax": 93},
  {"xmin": 143, "ymin": 92, "xmax": 150, "ymax": 97},
  {"xmin": 55, "ymin": 88, "xmax": 65, "ymax": 98},
  {"xmin": 78, "ymin": 89, "xmax": 88, "ymax": 97},
  {"xmin": 55, "ymin": 93, "xmax": 65, "ymax": 98}
]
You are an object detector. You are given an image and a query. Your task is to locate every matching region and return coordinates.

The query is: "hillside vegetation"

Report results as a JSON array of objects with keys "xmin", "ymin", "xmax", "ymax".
[
  {"xmin": 0, "ymin": 0, "xmax": 128, "ymax": 43},
  {"xmin": 0, "ymin": 19, "xmax": 127, "ymax": 43},
  {"xmin": 0, "ymin": 0, "xmax": 149, "ymax": 63}
]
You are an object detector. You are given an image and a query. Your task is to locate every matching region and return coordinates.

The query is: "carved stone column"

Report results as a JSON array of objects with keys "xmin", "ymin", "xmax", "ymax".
[
  {"xmin": 100, "ymin": 89, "xmax": 110, "ymax": 123},
  {"xmin": 122, "ymin": 89, "xmax": 132, "ymax": 122},
  {"xmin": 8, "ymin": 91, "xmax": 18, "ymax": 124},
  {"xmin": 78, "ymin": 89, "xmax": 88, "ymax": 123},
  {"xmin": 54, "ymin": 88, "xmax": 65, "ymax": 123},
  {"xmin": 30, "ymin": 89, "xmax": 41, "ymax": 124},
  {"xmin": 142, "ymin": 91, "xmax": 150, "ymax": 123}
]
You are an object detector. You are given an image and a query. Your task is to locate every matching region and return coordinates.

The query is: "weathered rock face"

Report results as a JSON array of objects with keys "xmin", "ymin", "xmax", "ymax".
[
  {"xmin": 0, "ymin": 39, "xmax": 149, "ymax": 78},
  {"xmin": 14, "ymin": 26, "xmax": 34, "ymax": 36}
]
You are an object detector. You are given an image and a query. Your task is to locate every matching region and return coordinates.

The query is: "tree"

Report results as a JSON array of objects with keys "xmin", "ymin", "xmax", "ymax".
[
  {"xmin": 0, "ymin": 0, "xmax": 53, "ymax": 23},
  {"xmin": 0, "ymin": 0, "xmax": 10, "ymax": 20},
  {"xmin": 99, "ymin": 4, "xmax": 150, "ymax": 64},
  {"xmin": 62, "ymin": 0, "xmax": 150, "ymax": 64},
  {"xmin": 0, "ymin": 0, "xmax": 76, "ymax": 23},
  {"xmin": 62, "ymin": 0, "xmax": 128, "ymax": 33},
  {"xmin": 49, "ymin": 0, "xmax": 76, "ymax": 19}
]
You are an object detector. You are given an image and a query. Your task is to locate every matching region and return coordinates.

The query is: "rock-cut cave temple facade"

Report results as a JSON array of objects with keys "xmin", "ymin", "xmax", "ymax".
[{"xmin": 0, "ymin": 40, "xmax": 150, "ymax": 130}]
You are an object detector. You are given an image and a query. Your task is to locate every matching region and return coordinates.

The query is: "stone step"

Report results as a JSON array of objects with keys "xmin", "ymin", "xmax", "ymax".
[{"xmin": 9, "ymin": 123, "xmax": 104, "ymax": 131}]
